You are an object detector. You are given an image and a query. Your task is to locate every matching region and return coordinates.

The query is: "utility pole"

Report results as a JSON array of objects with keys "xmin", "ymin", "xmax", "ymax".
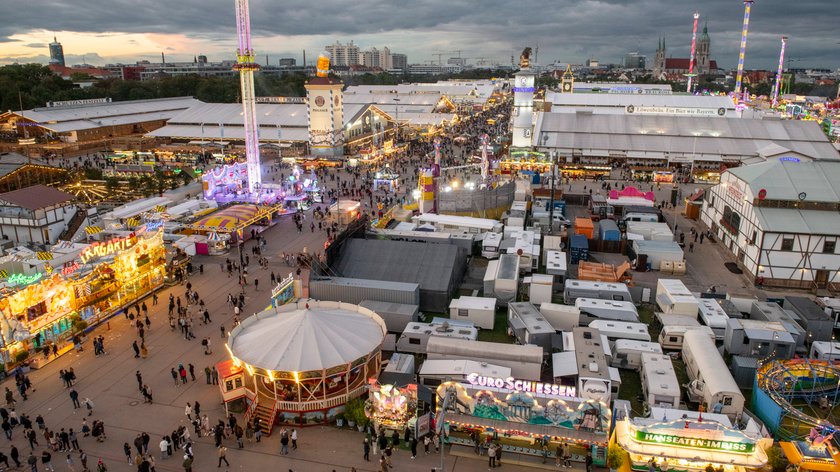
[{"xmin": 549, "ymin": 151, "xmax": 557, "ymax": 233}]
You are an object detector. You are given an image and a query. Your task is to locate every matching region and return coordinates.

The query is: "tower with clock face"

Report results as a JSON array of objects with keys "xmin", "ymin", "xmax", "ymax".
[
  {"xmin": 305, "ymin": 76, "xmax": 345, "ymax": 157},
  {"xmin": 512, "ymin": 70, "xmax": 536, "ymax": 148},
  {"xmin": 561, "ymin": 64, "xmax": 574, "ymax": 93}
]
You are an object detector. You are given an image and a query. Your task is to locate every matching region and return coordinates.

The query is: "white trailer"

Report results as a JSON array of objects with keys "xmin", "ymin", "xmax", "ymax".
[
  {"xmin": 575, "ymin": 298, "xmax": 639, "ymax": 322},
  {"xmin": 418, "ymin": 359, "xmax": 511, "ymax": 388},
  {"xmin": 656, "ymin": 279, "xmax": 699, "ymax": 316},
  {"xmin": 625, "ymin": 221, "xmax": 674, "ymax": 242},
  {"xmin": 588, "ymin": 320, "xmax": 651, "ymax": 342},
  {"xmin": 527, "ymin": 274, "xmax": 554, "ymax": 306},
  {"xmin": 658, "ymin": 325, "xmax": 716, "ymax": 350},
  {"xmin": 640, "ymin": 353, "xmax": 681, "ymax": 408},
  {"xmin": 810, "ymin": 341, "xmax": 840, "ymax": 362},
  {"xmin": 539, "ymin": 303, "xmax": 582, "ymax": 332},
  {"xmin": 682, "ymin": 330, "xmax": 745, "ymax": 417},
  {"xmin": 449, "ymin": 296, "xmax": 497, "ymax": 330},
  {"xmin": 545, "ymin": 250, "xmax": 567, "ymax": 280},
  {"xmin": 494, "ymin": 254, "xmax": 520, "ymax": 303},
  {"xmin": 611, "ymin": 340, "xmax": 663, "ymax": 370},
  {"xmin": 396, "ymin": 320, "xmax": 478, "ymax": 354},
  {"xmin": 697, "ymin": 298, "xmax": 730, "ymax": 340},
  {"xmin": 509, "ymin": 200, "xmax": 528, "ymax": 218},
  {"xmin": 426, "ymin": 337, "xmax": 544, "ymax": 380},
  {"xmin": 481, "ymin": 231, "xmax": 503, "ymax": 259},
  {"xmin": 411, "ymin": 213, "xmax": 503, "ymax": 234},
  {"xmin": 563, "ymin": 280, "xmax": 633, "ymax": 304},
  {"xmin": 632, "ymin": 240, "xmax": 684, "ymax": 268},
  {"xmin": 483, "ymin": 259, "xmax": 499, "ymax": 299}
]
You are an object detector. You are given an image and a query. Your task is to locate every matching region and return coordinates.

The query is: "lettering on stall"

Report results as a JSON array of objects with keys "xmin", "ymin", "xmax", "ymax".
[
  {"xmin": 80, "ymin": 234, "xmax": 138, "ymax": 264},
  {"xmin": 466, "ymin": 372, "xmax": 576, "ymax": 398}
]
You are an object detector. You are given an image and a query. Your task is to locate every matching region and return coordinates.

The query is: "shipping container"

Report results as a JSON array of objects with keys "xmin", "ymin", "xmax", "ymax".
[
  {"xmin": 598, "ymin": 219, "xmax": 621, "ymax": 241},
  {"xmin": 358, "ymin": 300, "xmax": 420, "ymax": 334}
]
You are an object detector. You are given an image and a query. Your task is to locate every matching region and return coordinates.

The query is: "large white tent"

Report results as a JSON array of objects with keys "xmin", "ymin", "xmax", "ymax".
[{"xmin": 228, "ymin": 300, "xmax": 386, "ymax": 373}]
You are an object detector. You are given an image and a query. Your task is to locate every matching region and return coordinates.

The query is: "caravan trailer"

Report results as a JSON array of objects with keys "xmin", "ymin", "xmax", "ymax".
[
  {"xmin": 545, "ymin": 250, "xmax": 568, "ymax": 280},
  {"xmin": 418, "ymin": 359, "xmax": 511, "ymax": 388},
  {"xmin": 656, "ymin": 279, "xmax": 699, "ymax": 316},
  {"xmin": 426, "ymin": 337, "xmax": 543, "ymax": 380},
  {"xmin": 588, "ymin": 320, "xmax": 651, "ymax": 342},
  {"xmin": 449, "ymin": 296, "xmax": 496, "ymax": 330},
  {"xmin": 658, "ymin": 325, "xmax": 716, "ymax": 350},
  {"xmin": 810, "ymin": 341, "xmax": 840, "ymax": 362},
  {"xmin": 563, "ymin": 280, "xmax": 632, "ymax": 304},
  {"xmin": 411, "ymin": 213, "xmax": 503, "ymax": 235},
  {"xmin": 640, "ymin": 353, "xmax": 681, "ymax": 408},
  {"xmin": 483, "ymin": 259, "xmax": 499, "ymax": 299},
  {"xmin": 697, "ymin": 298, "xmax": 730, "ymax": 340},
  {"xmin": 396, "ymin": 320, "xmax": 478, "ymax": 354},
  {"xmin": 575, "ymin": 298, "xmax": 639, "ymax": 322},
  {"xmin": 494, "ymin": 254, "xmax": 520, "ymax": 303},
  {"xmin": 611, "ymin": 340, "xmax": 663, "ymax": 370},
  {"xmin": 508, "ymin": 302, "xmax": 555, "ymax": 353},
  {"xmin": 539, "ymin": 303, "xmax": 582, "ymax": 332},
  {"xmin": 481, "ymin": 232, "xmax": 503, "ymax": 259},
  {"xmin": 682, "ymin": 330, "xmax": 745, "ymax": 417}
]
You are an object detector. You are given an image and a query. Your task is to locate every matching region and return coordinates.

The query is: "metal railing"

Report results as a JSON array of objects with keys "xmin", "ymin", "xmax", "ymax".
[{"xmin": 274, "ymin": 384, "xmax": 367, "ymax": 412}]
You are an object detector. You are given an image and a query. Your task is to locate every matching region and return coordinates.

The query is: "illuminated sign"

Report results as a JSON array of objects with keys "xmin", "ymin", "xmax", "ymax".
[
  {"xmin": 144, "ymin": 220, "xmax": 164, "ymax": 231},
  {"xmin": 512, "ymin": 87, "xmax": 535, "ymax": 93},
  {"xmin": 634, "ymin": 431, "xmax": 754, "ymax": 453},
  {"xmin": 80, "ymin": 234, "xmax": 138, "ymax": 264},
  {"xmin": 271, "ymin": 273, "xmax": 296, "ymax": 307},
  {"xmin": 466, "ymin": 373, "xmax": 576, "ymax": 398},
  {"xmin": 61, "ymin": 262, "xmax": 80, "ymax": 276},
  {"xmin": 779, "ymin": 156, "xmax": 801, "ymax": 163},
  {"xmin": 7, "ymin": 273, "xmax": 43, "ymax": 286}
]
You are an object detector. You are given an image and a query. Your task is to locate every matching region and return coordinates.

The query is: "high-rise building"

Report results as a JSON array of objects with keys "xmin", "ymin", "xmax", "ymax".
[
  {"xmin": 49, "ymin": 36, "xmax": 65, "ymax": 67},
  {"xmin": 624, "ymin": 52, "xmax": 646, "ymax": 69},
  {"xmin": 325, "ymin": 41, "xmax": 360, "ymax": 66},
  {"xmin": 391, "ymin": 53, "xmax": 407, "ymax": 71},
  {"xmin": 360, "ymin": 47, "xmax": 393, "ymax": 70}
]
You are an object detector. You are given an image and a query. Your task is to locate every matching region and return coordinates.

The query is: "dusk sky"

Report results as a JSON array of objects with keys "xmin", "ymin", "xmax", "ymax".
[{"xmin": 0, "ymin": 0, "xmax": 837, "ymax": 70}]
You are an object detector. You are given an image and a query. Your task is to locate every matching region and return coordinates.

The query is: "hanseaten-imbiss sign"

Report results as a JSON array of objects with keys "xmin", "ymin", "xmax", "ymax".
[{"xmin": 634, "ymin": 430, "xmax": 755, "ymax": 453}]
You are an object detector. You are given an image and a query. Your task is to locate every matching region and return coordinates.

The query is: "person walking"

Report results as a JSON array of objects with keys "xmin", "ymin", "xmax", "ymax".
[
  {"xmin": 136, "ymin": 371, "xmax": 143, "ymax": 391},
  {"xmin": 280, "ymin": 429, "xmax": 289, "ymax": 455},
  {"xmin": 132, "ymin": 341, "xmax": 140, "ymax": 358},
  {"xmin": 171, "ymin": 369, "xmax": 178, "ymax": 387},
  {"xmin": 188, "ymin": 364, "xmax": 196, "ymax": 382},
  {"xmin": 27, "ymin": 452, "xmax": 37, "ymax": 472},
  {"xmin": 586, "ymin": 450, "xmax": 593, "ymax": 472},
  {"xmin": 217, "ymin": 445, "xmax": 229, "ymax": 467},
  {"xmin": 563, "ymin": 442, "xmax": 572, "ymax": 468},
  {"xmin": 204, "ymin": 367, "xmax": 212, "ymax": 385},
  {"xmin": 78, "ymin": 450, "xmax": 88, "ymax": 472},
  {"xmin": 291, "ymin": 429, "xmax": 297, "ymax": 450},
  {"xmin": 41, "ymin": 450, "xmax": 54, "ymax": 472},
  {"xmin": 410, "ymin": 434, "xmax": 417, "ymax": 459},
  {"xmin": 83, "ymin": 398, "xmax": 94, "ymax": 416},
  {"xmin": 96, "ymin": 458, "xmax": 107, "ymax": 472}
]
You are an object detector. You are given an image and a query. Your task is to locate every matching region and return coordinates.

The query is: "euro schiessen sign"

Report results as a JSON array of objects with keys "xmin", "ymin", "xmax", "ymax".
[
  {"xmin": 466, "ymin": 373, "xmax": 577, "ymax": 398},
  {"xmin": 634, "ymin": 431, "xmax": 755, "ymax": 453}
]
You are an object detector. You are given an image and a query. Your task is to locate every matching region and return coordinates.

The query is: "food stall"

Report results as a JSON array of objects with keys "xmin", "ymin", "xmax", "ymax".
[{"xmin": 614, "ymin": 407, "xmax": 770, "ymax": 472}]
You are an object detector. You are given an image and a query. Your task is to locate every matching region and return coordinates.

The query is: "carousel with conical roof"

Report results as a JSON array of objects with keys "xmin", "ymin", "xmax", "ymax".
[{"xmin": 218, "ymin": 299, "xmax": 387, "ymax": 430}]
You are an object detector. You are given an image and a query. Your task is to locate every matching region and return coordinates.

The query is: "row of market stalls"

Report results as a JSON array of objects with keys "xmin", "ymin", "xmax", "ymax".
[{"xmin": 0, "ymin": 227, "xmax": 165, "ymax": 365}]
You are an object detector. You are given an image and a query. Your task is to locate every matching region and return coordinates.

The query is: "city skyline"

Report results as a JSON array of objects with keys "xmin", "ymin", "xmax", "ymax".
[{"xmin": 0, "ymin": 0, "xmax": 837, "ymax": 70}]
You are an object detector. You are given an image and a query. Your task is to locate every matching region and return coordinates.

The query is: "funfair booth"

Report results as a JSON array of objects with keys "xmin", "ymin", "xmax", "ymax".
[
  {"xmin": 435, "ymin": 375, "xmax": 610, "ymax": 462},
  {"xmin": 614, "ymin": 407, "xmax": 770, "ymax": 472},
  {"xmin": 0, "ymin": 229, "xmax": 165, "ymax": 364},
  {"xmin": 225, "ymin": 300, "xmax": 387, "ymax": 429}
]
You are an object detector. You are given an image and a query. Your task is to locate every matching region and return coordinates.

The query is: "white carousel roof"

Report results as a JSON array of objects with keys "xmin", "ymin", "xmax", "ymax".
[{"xmin": 228, "ymin": 300, "xmax": 386, "ymax": 373}]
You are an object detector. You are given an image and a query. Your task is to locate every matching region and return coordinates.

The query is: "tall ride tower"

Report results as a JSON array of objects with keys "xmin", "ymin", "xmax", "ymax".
[
  {"xmin": 686, "ymin": 12, "xmax": 700, "ymax": 93},
  {"xmin": 734, "ymin": 0, "xmax": 755, "ymax": 102},
  {"xmin": 772, "ymin": 36, "xmax": 788, "ymax": 108},
  {"xmin": 233, "ymin": 0, "xmax": 261, "ymax": 193}
]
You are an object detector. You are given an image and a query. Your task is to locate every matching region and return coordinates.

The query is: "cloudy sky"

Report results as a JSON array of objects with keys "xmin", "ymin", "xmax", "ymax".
[{"xmin": 0, "ymin": 0, "xmax": 836, "ymax": 70}]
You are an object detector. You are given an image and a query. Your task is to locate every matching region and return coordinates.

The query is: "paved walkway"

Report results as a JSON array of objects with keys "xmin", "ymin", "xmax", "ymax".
[{"xmin": 1, "ymin": 171, "xmax": 546, "ymax": 472}]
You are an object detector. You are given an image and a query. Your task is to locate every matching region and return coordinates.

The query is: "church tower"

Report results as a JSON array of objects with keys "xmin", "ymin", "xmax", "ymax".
[
  {"xmin": 696, "ymin": 22, "xmax": 711, "ymax": 74},
  {"xmin": 653, "ymin": 36, "xmax": 666, "ymax": 77}
]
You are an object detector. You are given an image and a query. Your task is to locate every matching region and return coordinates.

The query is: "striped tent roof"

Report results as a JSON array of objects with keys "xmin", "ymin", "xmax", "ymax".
[{"xmin": 191, "ymin": 204, "xmax": 261, "ymax": 232}]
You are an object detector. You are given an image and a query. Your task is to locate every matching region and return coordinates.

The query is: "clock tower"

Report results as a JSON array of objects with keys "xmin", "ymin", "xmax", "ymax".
[{"xmin": 561, "ymin": 64, "xmax": 574, "ymax": 93}]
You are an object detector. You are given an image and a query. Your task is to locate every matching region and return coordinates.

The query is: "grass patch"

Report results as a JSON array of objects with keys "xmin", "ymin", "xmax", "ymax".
[
  {"xmin": 477, "ymin": 307, "xmax": 515, "ymax": 344},
  {"xmin": 618, "ymin": 369, "xmax": 644, "ymax": 416}
]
